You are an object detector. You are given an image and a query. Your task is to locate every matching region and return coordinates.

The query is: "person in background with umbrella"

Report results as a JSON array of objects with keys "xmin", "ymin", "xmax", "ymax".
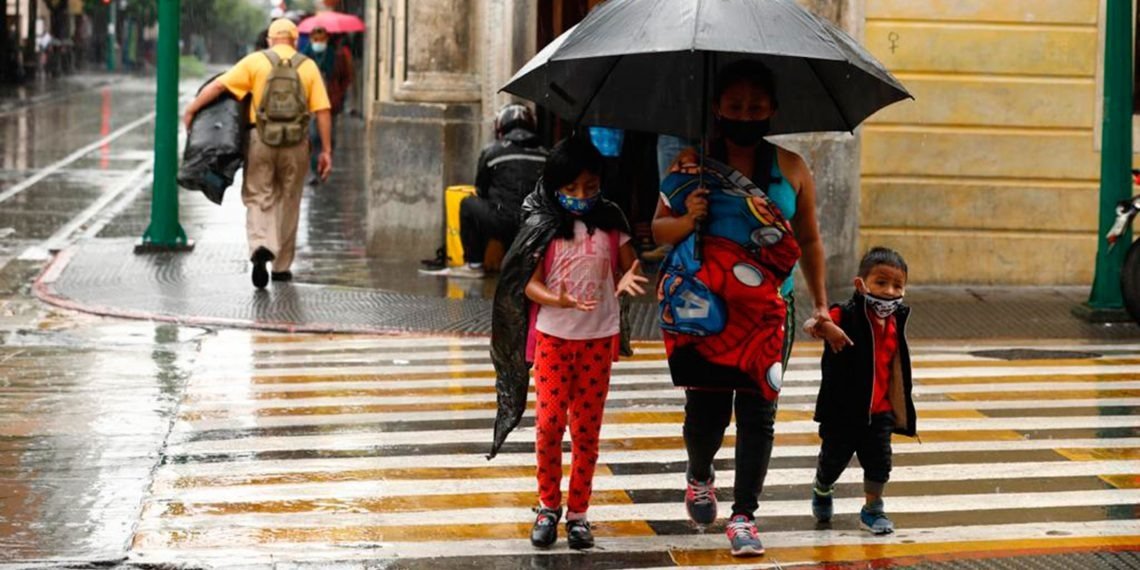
[
  {"xmin": 654, "ymin": 61, "xmax": 839, "ymax": 557},
  {"xmin": 302, "ymin": 25, "xmax": 354, "ymax": 184}
]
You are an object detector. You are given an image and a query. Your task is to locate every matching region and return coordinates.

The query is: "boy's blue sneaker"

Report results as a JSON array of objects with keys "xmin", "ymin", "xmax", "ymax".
[
  {"xmin": 684, "ymin": 470, "xmax": 718, "ymax": 526},
  {"xmin": 860, "ymin": 503, "xmax": 895, "ymax": 535},
  {"xmin": 811, "ymin": 485, "xmax": 834, "ymax": 523},
  {"xmin": 725, "ymin": 514, "xmax": 765, "ymax": 557}
]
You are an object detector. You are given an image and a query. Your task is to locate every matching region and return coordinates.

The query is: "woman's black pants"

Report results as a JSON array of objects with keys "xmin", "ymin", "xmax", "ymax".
[{"xmin": 683, "ymin": 388, "xmax": 776, "ymax": 519}]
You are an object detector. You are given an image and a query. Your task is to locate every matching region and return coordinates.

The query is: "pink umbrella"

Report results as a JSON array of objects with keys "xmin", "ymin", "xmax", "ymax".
[{"xmin": 298, "ymin": 11, "xmax": 365, "ymax": 34}]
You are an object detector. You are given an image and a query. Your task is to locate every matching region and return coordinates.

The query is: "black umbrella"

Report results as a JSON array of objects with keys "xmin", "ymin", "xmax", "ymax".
[{"xmin": 503, "ymin": 0, "xmax": 911, "ymax": 138}]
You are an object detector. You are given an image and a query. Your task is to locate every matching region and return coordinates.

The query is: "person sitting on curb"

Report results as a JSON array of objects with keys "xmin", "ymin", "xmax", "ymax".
[{"xmin": 422, "ymin": 104, "xmax": 548, "ymax": 279}]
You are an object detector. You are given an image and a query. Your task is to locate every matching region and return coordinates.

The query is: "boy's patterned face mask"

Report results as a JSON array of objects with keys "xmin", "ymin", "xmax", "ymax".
[
  {"xmin": 864, "ymin": 292, "xmax": 903, "ymax": 319},
  {"xmin": 557, "ymin": 192, "xmax": 600, "ymax": 216}
]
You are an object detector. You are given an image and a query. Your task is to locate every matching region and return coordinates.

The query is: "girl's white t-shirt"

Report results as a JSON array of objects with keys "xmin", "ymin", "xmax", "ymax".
[{"xmin": 535, "ymin": 221, "xmax": 630, "ymax": 340}]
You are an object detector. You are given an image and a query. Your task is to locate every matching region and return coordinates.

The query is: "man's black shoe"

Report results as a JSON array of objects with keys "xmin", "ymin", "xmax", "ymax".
[
  {"xmin": 271, "ymin": 271, "xmax": 293, "ymax": 282},
  {"xmin": 530, "ymin": 506, "xmax": 561, "ymax": 548},
  {"xmin": 566, "ymin": 518, "xmax": 595, "ymax": 550},
  {"xmin": 251, "ymin": 248, "xmax": 274, "ymax": 289}
]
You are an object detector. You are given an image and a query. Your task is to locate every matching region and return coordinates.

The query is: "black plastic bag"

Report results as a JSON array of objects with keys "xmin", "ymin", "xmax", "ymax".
[{"xmin": 177, "ymin": 75, "xmax": 249, "ymax": 205}]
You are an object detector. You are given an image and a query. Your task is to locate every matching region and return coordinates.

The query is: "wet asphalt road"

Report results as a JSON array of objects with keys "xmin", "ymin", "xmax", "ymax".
[{"xmin": 0, "ymin": 76, "xmax": 1138, "ymax": 569}]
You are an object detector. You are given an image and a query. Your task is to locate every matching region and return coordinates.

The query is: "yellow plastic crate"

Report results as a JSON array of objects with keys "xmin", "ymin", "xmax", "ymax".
[{"xmin": 445, "ymin": 185, "xmax": 476, "ymax": 267}]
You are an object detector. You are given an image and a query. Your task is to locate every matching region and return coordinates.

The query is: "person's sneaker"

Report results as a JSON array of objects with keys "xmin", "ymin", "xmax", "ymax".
[
  {"xmin": 725, "ymin": 514, "xmax": 765, "ymax": 557},
  {"xmin": 684, "ymin": 471, "xmax": 718, "ymax": 526},
  {"xmin": 271, "ymin": 271, "xmax": 293, "ymax": 282},
  {"xmin": 566, "ymin": 518, "xmax": 595, "ymax": 550},
  {"xmin": 420, "ymin": 247, "xmax": 447, "ymax": 270},
  {"xmin": 860, "ymin": 503, "xmax": 895, "ymax": 535},
  {"xmin": 449, "ymin": 263, "xmax": 486, "ymax": 279},
  {"xmin": 250, "ymin": 247, "xmax": 274, "ymax": 289},
  {"xmin": 812, "ymin": 484, "xmax": 834, "ymax": 523},
  {"xmin": 530, "ymin": 506, "xmax": 561, "ymax": 548}
]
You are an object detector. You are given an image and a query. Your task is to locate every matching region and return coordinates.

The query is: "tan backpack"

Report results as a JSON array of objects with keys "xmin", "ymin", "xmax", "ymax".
[{"xmin": 256, "ymin": 50, "xmax": 310, "ymax": 147}]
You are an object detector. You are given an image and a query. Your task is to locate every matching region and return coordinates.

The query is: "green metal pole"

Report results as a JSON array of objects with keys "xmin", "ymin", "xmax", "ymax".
[
  {"xmin": 1088, "ymin": 0, "xmax": 1133, "ymax": 310},
  {"xmin": 139, "ymin": 0, "xmax": 191, "ymax": 251},
  {"xmin": 105, "ymin": 1, "xmax": 115, "ymax": 71}
]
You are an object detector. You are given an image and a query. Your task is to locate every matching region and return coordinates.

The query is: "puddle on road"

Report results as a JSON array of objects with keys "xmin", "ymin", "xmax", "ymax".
[{"xmin": 0, "ymin": 322, "xmax": 202, "ymax": 561}]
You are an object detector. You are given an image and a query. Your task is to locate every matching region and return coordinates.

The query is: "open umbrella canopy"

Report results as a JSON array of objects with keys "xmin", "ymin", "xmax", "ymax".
[
  {"xmin": 298, "ymin": 11, "xmax": 365, "ymax": 34},
  {"xmin": 503, "ymin": 0, "xmax": 911, "ymax": 138}
]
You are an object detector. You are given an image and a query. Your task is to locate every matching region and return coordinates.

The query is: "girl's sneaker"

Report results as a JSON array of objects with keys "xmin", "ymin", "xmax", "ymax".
[
  {"xmin": 685, "ymin": 471, "xmax": 718, "ymax": 526},
  {"xmin": 811, "ymin": 484, "xmax": 834, "ymax": 523},
  {"xmin": 859, "ymin": 504, "xmax": 895, "ymax": 535},
  {"xmin": 725, "ymin": 514, "xmax": 765, "ymax": 557},
  {"xmin": 566, "ymin": 518, "xmax": 595, "ymax": 550},
  {"xmin": 530, "ymin": 506, "xmax": 562, "ymax": 547}
]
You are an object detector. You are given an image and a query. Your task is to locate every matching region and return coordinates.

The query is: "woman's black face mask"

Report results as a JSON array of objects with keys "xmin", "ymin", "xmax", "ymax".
[{"xmin": 718, "ymin": 117, "xmax": 771, "ymax": 147}]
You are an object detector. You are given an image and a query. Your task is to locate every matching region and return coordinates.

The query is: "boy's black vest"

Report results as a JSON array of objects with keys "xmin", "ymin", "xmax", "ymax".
[{"xmin": 815, "ymin": 292, "xmax": 917, "ymax": 437}]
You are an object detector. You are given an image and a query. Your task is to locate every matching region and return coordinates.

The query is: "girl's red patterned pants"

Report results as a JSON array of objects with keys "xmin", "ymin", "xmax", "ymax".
[{"xmin": 533, "ymin": 331, "xmax": 614, "ymax": 515}]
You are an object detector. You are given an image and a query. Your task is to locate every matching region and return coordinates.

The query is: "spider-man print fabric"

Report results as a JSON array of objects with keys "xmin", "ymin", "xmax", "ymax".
[{"xmin": 657, "ymin": 151, "xmax": 801, "ymax": 401}]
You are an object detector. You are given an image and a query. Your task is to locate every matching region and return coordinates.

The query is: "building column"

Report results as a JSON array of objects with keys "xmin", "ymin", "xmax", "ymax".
[
  {"xmin": 365, "ymin": 0, "xmax": 484, "ymax": 257},
  {"xmin": 479, "ymin": 0, "xmax": 536, "ymax": 143},
  {"xmin": 783, "ymin": 0, "xmax": 866, "ymax": 301}
]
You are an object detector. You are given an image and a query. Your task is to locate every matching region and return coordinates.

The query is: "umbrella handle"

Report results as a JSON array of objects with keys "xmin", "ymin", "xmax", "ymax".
[{"xmin": 693, "ymin": 220, "xmax": 703, "ymax": 262}]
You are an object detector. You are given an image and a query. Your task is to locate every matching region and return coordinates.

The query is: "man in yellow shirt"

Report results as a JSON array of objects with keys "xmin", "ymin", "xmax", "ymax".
[{"xmin": 182, "ymin": 18, "xmax": 332, "ymax": 288}]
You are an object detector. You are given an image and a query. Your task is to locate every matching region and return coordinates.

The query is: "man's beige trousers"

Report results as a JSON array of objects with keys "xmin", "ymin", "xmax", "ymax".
[{"xmin": 242, "ymin": 130, "xmax": 308, "ymax": 273}]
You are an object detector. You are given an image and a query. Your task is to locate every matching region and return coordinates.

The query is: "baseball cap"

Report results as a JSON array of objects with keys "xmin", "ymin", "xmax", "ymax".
[{"xmin": 267, "ymin": 18, "xmax": 299, "ymax": 40}]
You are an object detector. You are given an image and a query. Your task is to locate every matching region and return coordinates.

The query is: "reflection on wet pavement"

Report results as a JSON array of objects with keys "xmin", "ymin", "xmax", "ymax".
[
  {"xmin": 0, "ymin": 77, "xmax": 160, "ymax": 270},
  {"xmin": 0, "ymin": 322, "xmax": 205, "ymax": 562},
  {"xmin": 123, "ymin": 332, "xmax": 1140, "ymax": 567},
  {"xmin": 95, "ymin": 115, "xmax": 512, "ymax": 301}
]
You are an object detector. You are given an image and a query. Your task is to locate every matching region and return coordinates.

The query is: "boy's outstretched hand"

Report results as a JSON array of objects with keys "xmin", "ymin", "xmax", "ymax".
[
  {"xmin": 616, "ymin": 260, "xmax": 649, "ymax": 297},
  {"xmin": 804, "ymin": 317, "xmax": 854, "ymax": 353}
]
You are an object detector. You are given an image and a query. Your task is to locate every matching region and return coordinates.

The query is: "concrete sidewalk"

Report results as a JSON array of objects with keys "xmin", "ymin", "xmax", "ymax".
[
  {"xmin": 33, "ymin": 236, "xmax": 1140, "ymax": 341},
  {"xmin": 31, "ymin": 113, "xmax": 1140, "ymax": 342}
]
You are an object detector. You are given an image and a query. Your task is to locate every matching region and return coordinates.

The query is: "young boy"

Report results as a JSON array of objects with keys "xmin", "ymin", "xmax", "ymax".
[{"xmin": 804, "ymin": 247, "xmax": 917, "ymax": 535}]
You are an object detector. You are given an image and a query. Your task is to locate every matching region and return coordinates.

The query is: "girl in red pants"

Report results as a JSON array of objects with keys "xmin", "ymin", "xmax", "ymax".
[{"xmin": 521, "ymin": 136, "xmax": 647, "ymax": 550}]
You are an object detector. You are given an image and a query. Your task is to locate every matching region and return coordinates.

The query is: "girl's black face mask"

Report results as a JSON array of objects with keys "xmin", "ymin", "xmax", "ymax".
[{"xmin": 718, "ymin": 117, "xmax": 771, "ymax": 147}]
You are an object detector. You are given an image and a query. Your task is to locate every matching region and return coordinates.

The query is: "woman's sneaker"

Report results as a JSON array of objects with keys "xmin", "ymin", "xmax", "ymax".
[
  {"xmin": 566, "ymin": 518, "xmax": 595, "ymax": 550},
  {"xmin": 530, "ymin": 506, "xmax": 562, "ymax": 547},
  {"xmin": 725, "ymin": 514, "xmax": 765, "ymax": 557},
  {"xmin": 685, "ymin": 471, "xmax": 718, "ymax": 526},
  {"xmin": 811, "ymin": 484, "xmax": 834, "ymax": 523},
  {"xmin": 860, "ymin": 503, "xmax": 895, "ymax": 535}
]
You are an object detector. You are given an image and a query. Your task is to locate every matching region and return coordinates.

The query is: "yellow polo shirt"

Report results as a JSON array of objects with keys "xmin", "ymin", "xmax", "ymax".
[{"xmin": 218, "ymin": 44, "xmax": 332, "ymax": 124}]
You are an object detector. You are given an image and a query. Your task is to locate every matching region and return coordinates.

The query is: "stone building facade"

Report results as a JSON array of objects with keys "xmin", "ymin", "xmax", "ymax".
[{"xmin": 361, "ymin": 0, "xmax": 864, "ymax": 292}]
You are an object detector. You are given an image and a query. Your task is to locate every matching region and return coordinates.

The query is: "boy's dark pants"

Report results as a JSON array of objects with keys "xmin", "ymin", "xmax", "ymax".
[
  {"xmin": 815, "ymin": 412, "xmax": 895, "ymax": 495},
  {"xmin": 684, "ymin": 389, "xmax": 776, "ymax": 518}
]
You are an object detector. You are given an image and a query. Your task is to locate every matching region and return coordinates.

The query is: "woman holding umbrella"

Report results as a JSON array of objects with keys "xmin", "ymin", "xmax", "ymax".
[
  {"xmin": 301, "ymin": 25, "xmax": 354, "ymax": 182},
  {"xmin": 298, "ymin": 11, "xmax": 362, "ymax": 183},
  {"xmin": 653, "ymin": 60, "xmax": 840, "ymax": 557}
]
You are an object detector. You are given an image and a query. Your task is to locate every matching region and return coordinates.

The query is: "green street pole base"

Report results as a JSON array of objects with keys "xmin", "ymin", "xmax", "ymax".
[
  {"xmin": 134, "ymin": 224, "xmax": 195, "ymax": 254},
  {"xmin": 1071, "ymin": 302, "xmax": 1134, "ymax": 324}
]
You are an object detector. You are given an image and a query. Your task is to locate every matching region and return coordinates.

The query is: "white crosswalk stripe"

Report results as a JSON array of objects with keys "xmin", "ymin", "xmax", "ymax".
[{"xmin": 129, "ymin": 333, "xmax": 1140, "ymax": 566}]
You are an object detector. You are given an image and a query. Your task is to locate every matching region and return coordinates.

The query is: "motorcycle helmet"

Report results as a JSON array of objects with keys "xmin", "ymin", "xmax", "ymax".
[{"xmin": 494, "ymin": 103, "xmax": 536, "ymax": 138}]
